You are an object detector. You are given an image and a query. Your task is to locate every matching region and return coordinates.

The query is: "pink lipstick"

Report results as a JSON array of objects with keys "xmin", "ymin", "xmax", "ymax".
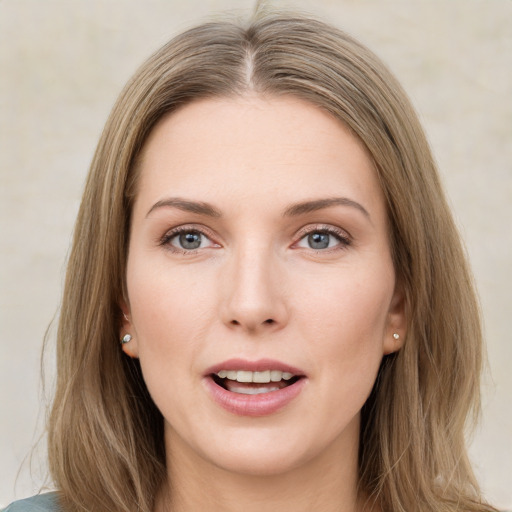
[{"xmin": 203, "ymin": 358, "xmax": 307, "ymax": 417}]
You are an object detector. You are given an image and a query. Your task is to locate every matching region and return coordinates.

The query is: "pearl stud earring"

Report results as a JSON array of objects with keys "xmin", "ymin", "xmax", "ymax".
[
  {"xmin": 121, "ymin": 334, "xmax": 132, "ymax": 344},
  {"xmin": 393, "ymin": 333, "xmax": 400, "ymax": 340}
]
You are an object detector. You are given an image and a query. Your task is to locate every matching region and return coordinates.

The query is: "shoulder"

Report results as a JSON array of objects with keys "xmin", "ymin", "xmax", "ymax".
[{"xmin": 2, "ymin": 493, "xmax": 61, "ymax": 512}]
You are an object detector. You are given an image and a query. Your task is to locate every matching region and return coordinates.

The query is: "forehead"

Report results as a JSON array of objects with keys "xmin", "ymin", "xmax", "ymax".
[{"xmin": 134, "ymin": 95, "xmax": 384, "ymax": 220}]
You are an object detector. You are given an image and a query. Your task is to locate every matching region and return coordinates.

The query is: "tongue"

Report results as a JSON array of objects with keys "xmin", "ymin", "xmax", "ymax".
[{"xmin": 224, "ymin": 379, "xmax": 289, "ymax": 394}]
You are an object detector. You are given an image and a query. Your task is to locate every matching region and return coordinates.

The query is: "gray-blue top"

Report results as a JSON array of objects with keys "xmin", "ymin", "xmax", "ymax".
[
  {"xmin": 2, "ymin": 493, "xmax": 60, "ymax": 512},
  {"xmin": 4, "ymin": 492, "xmax": 509, "ymax": 511}
]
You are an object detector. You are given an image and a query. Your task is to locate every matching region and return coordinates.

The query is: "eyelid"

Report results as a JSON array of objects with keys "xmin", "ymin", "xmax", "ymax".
[
  {"xmin": 292, "ymin": 224, "xmax": 352, "ymax": 250},
  {"xmin": 159, "ymin": 224, "xmax": 221, "ymax": 251},
  {"xmin": 295, "ymin": 223, "xmax": 351, "ymax": 240}
]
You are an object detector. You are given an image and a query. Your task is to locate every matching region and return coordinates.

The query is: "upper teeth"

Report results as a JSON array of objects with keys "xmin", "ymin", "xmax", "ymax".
[{"xmin": 215, "ymin": 370, "xmax": 294, "ymax": 383}]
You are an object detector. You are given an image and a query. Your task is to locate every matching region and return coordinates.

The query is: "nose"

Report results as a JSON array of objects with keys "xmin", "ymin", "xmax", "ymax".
[{"xmin": 220, "ymin": 244, "xmax": 289, "ymax": 334}]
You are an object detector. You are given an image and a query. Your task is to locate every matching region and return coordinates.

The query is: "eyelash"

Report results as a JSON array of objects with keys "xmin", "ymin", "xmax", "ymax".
[
  {"xmin": 159, "ymin": 225, "xmax": 219, "ymax": 254},
  {"xmin": 159, "ymin": 224, "xmax": 352, "ymax": 254},
  {"xmin": 294, "ymin": 225, "xmax": 352, "ymax": 252}
]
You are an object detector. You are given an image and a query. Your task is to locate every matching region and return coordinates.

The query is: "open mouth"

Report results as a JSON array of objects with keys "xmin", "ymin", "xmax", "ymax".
[
  {"xmin": 211, "ymin": 370, "xmax": 302, "ymax": 395},
  {"xmin": 204, "ymin": 362, "xmax": 307, "ymax": 416}
]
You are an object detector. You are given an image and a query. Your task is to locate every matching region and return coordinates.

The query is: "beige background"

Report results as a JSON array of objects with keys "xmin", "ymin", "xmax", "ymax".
[{"xmin": 1, "ymin": 0, "xmax": 511, "ymax": 508}]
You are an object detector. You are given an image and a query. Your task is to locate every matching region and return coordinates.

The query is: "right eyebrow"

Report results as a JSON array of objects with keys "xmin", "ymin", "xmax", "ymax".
[
  {"xmin": 146, "ymin": 197, "xmax": 222, "ymax": 218},
  {"xmin": 283, "ymin": 197, "xmax": 371, "ymax": 220}
]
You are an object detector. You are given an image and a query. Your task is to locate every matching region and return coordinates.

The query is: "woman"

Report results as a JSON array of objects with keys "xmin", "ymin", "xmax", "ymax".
[{"xmin": 4, "ymin": 10, "xmax": 498, "ymax": 512}]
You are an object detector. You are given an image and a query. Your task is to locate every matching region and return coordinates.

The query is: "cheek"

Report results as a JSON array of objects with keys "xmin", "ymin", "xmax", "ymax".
[
  {"xmin": 294, "ymin": 264, "xmax": 394, "ymax": 385},
  {"xmin": 129, "ymin": 254, "xmax": 215, "ymax": 329},
  {"xmin": 298, "ymin": 262, "xmax": 393, "ymax": 336},
  {"xmin": 126, "ymin": 257, "xmax": 217, "ymax": 379},
  {"xmin": 126, "ymin": 264, "xmax": 216, "ymax": 420}
]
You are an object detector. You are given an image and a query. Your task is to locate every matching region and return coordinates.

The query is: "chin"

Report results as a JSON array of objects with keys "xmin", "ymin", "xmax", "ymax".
[
  {"xmin": 166, "ymin": 419, "xmax": 318, "ymax": 477},
  {"xmin": 207, "ymin": 445, "xmax": 312, "ymax": 477},
  {"xmin": 193, "ymin": 419, "xmax": 348, "ymax": 478}
]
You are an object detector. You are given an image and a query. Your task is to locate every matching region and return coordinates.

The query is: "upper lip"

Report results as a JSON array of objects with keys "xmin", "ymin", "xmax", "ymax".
[{"xmin": 204, "ymin": 358, "xmax": 306, "ymax": 377}]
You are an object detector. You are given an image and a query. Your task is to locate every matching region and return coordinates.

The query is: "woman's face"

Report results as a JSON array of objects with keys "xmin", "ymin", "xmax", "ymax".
[{"xmin": 122, "ymin": 95, "xmax": 405, "ymax": 476}]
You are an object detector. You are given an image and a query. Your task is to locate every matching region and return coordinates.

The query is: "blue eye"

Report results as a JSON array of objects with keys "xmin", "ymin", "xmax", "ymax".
[
  {"xmin": 165, "ymin": 229, "xmax": 214, "ymax": 251},
  {"xmin": 296, "ymin": 229, "xmax": 349, "ymax": 250},
  {"xmin": 176, "ymin": 231, "xmax": 203, "ymax": 250},
  {"xmin": 308, "ymin": 232, "xmax": 331, "ymax": 249}
]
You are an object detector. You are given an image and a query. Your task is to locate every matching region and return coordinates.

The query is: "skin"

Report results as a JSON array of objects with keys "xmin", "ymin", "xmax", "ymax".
[{"xmin": 121, "ymin": 95, "xmax": 406, "ymax": 512}]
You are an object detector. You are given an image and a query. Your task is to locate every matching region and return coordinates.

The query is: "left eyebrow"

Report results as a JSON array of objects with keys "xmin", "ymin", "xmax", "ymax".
[
  {"xmin": 283, "ymin": 197, "xmax": 371, "ymax": 220},
  {"xmin": 146, "ymin": 197, "xmax": 222, "ymax": 218}
]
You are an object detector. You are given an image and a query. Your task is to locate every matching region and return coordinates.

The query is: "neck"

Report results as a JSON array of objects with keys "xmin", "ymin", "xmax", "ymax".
[{"xmin": 157, "ymin": 419, "xmax": 372, "ymax": 512}]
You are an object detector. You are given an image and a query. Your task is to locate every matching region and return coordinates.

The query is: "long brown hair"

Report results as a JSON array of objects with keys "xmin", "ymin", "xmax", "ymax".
[{"xmin": 47, "ymin": 11, "xmax": 496, "ymax": 512}]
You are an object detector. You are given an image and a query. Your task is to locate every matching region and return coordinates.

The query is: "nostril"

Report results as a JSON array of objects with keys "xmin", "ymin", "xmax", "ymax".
[{"xmin": 228, "ymin": 318, "xmax": 276, "ymax": 328}]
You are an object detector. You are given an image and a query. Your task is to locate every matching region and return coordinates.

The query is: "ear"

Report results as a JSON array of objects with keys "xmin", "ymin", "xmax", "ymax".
[
  {"xmin": 383, "ymin": 283, "xmax": 407, "ymax": 355},
  {"xmin": 119, "ymin": 299, "xmax": 139, "ymax": 359}
]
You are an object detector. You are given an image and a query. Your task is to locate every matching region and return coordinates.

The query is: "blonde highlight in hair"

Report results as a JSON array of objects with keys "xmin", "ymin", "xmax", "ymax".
[{"xmin": 48, "ymin": 11, "xmax": 496, "ymax": 512}]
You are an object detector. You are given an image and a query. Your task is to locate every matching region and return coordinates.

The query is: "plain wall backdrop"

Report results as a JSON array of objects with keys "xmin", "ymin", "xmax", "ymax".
[{"xmin": 1, "ymin": 0, "xmax": 511, "ymax": 508}]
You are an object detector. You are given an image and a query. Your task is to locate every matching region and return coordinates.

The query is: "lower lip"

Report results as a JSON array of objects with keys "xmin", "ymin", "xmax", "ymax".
[{"xmin": 203, "ymin": 376, "xmax": 307, "ymax": 417}]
